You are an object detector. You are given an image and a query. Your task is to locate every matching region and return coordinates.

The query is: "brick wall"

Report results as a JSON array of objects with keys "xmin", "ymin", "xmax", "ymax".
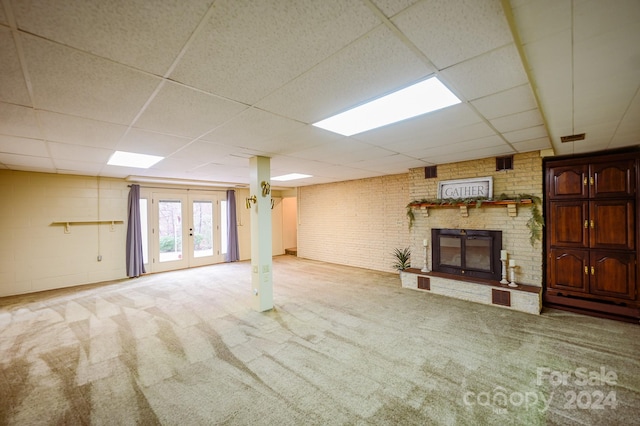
[
  {"xmin": 297, "ymin": 151, "xmax": 543, "ymax": 286},
  {"xmin": 297, "ymin": 174, "xmax": 411, "ymax": 272},
  {"xmin": 408, "ymin": 152, "xmax": 543, "ymax": 286}
]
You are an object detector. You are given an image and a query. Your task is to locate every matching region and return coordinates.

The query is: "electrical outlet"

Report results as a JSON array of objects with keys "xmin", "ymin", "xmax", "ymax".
[{"xmin": 97, "ymin": 255, "xmax": 102, "ymax": 261}]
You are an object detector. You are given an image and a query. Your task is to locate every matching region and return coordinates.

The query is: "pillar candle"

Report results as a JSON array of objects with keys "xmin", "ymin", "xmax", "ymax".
[
  {"xmin": 423, "ymin": 239, "xmax": 428, "ymax": 246},
  {"xmin": 500, "ymin": 250, "xmax": 507, "ymax": 260},
  {"xmin": 508, "ymin": 259, "xmax": 515, "ymax": 267}
]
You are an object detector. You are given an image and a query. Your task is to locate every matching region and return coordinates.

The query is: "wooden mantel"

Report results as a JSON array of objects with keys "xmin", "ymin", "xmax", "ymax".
[{"xmin": 408, "ymin": 199, "xmax": 533, "ymax": 218}]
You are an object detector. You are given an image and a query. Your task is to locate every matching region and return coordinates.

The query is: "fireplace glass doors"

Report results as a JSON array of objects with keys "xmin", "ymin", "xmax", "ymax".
[{"xmin": 432, "ymin": 229, "xmax": 502, "ymax": 281}]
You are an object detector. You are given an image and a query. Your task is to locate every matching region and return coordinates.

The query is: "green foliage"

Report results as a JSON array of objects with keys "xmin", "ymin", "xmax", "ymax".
[
  {"xmin": 160, "ymin": 236, "xmax": 182, "ymax": 253},
  {"xmin": 406, "ymin": 193, "xmax": 544, "ymax": 246},
  {"xmin": 392, "ymin": 247, "xmax": 411, "ymax": 271}
]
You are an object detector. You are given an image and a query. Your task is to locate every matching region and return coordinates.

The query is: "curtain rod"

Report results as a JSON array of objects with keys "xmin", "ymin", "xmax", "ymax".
[{"xmin": 127, "ymin": 184, "xmax": 231, "ymax": 193}]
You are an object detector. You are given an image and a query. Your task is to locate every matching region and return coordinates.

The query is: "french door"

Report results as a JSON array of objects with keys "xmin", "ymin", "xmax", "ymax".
[{"xmin": 141, "ymin": 190, "xmax": 226, "ymax": 273}]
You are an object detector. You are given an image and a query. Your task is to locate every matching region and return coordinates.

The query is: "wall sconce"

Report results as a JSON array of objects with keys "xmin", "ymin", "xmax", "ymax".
[
  {"xmin": 261, "ymin": 181, "xmax": 270, "ymax": 197},
  {"xmin": 245, "ymin": 195, "xmax": 257, "ymax": 209}
]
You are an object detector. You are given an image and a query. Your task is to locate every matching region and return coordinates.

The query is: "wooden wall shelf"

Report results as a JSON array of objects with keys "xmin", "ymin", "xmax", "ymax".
[
  {"xmin": 51, "ymin": 220, "xmax": 124, "ymax": 234},
  {"xmin": 409, "ymin": 199, "xmax": 532, "ymax": 217}
]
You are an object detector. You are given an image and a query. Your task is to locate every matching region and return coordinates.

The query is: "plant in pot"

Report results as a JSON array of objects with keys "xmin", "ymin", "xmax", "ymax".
[{"xmin": 392, "ymin": 247, "xmax": 411, "ymax": 271}]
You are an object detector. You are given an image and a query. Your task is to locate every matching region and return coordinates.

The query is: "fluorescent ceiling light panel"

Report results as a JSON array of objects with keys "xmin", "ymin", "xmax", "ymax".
[
  {"xmin": 312, "ymin": 77, "xmax": 461, "ymax": 136},
  {"xmin": 108, "ymin": 151, "xmax": 164, "ymax": 168},
  {"xmin": 272, "ymin": 173, "xmax": 312, "ymax": 181}
]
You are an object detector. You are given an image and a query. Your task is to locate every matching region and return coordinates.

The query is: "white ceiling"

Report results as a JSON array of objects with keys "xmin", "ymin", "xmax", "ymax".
[{"xmin": 1, "ymin": 0, "xmax": 639, "ymax": 187}]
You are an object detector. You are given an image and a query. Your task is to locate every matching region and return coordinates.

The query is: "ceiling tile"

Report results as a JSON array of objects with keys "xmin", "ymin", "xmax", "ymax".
[
  {"xmin": 353, "ymin": 103, "xmax": 482, "ymax": 146},
  {"xmin": 262, "ymin": 125, "xmax": 343, "ymax": 156},
  {"xmin": 288, "ymin": 139, "xmax": 377, "ymax": 163},
  {"xmin": 509, "ymin": 0, "xmax": 570, "ymax": 45},
  {"xmin": 55, "ymin": 159, "xmax": 103, "ymax": 176},
  {"xmin": 470, "ymin": 84, "xmax": 537, "ymax": 119},
  {"xmin": 490, "ymin": 109, "xmax": 543, "ymax": 133},
  {"xmin": 0, "ymin": 153, "xmax": 54, "ymax": 171},
  {"xmin": 256, "ymin": 25, "xmax": 432, "ymax": 123},
  {"xmin": 100, "ymin": 164, "xmax": 147, "ymax": 179},
  {"xmin": 393, "ymin": 0, "xmax": 512, "ymax": 69},
  {"xmin": 0, "ymin": 135, "xmax": 48, "ymax": 157},
  {"xmin": 170, "ymin": 140, "xmax": 237, "ymax": 163},
  {"xmin": 48, "ymin": 142, "xmax": 112, "ymax": 163},
  {"xmin": 370, "ymin": 0, "xmax": 419, "ymax": 18},
  {"xmin": 573, "ymin": 0, "xmax": 640, "ymax": 43},
  {"xmin": 187, "ymin": 163, "xmax": 251, "ymax": 181},
  {"xmin": 610, "ymin": 92, "xmax": 640, "ymax": 148},
  {"xmin": 413, "ymin": 135, "xmax": 505, "ymax": 159},
  {"xmin": 118, "ymin": 128, "xmax": 192, "ymax": 157},
  {"xmin": 0, "ymin": 103, "xmax": 40, "ymax": 139},
  {"xmin": 426, "ymin": 145, "xmax": 514, "ymax": 165},
  {"xmin": 148, "ymin": 156, "xmax": 208, "ymax": 173},
  {"xmin": 349, "ymin": 153, "xmax": 427, "ymax": 173},
  {"xmin": 169, "ymin": 0, "xmax": 380, "ymax": 104},
  {"xmin": 440, "ymin": 44, "xmax": 528, "ymax": 100},
  {"xmin": 22, "ymin": 34, "xmax": 160, "ymax": 125},
  {"xmin": 38, "ymin": 111, "xmax": 126, "ymax": 149},
  {"xmin": 503, "ymin": 125, "xmax": 548, "ymax": 143},
  {"xmin": 511, "ymin": 137, "xmax": 551, "ymax": 152},
  {"xmin": 12, "ymin": 0, "xmax": 214, "ymax": 75},
  {"xmin": 200, "ymin": 108, "xmax": 306, "ymax": 152},
  {"xmin": 134, "ymin": 81, "xmax": 247, "ymax": 138},
  {"xmin": 0, "ymin": 27, "xmax": 31, "ymax": 106}
]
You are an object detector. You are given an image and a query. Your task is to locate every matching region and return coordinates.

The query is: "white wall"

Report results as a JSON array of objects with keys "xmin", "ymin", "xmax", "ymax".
[
  {"xmin": 282, "ymin": 197, "xmax": 297, "ymax": 250},
  {"xmin": 0, "ymin": 171, "xmax": 128, "ymax": 296}
]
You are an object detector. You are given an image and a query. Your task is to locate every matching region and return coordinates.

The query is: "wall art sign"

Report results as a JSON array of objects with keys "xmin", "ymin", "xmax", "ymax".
[{"xmin": 437, "ymin": 176, "xmax": 493, "ymax": 199}]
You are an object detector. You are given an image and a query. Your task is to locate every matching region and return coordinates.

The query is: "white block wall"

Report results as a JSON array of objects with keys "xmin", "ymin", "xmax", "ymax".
[{"xmin": 0, "ymin": 171, "xmax": 129, "ymax": 296}]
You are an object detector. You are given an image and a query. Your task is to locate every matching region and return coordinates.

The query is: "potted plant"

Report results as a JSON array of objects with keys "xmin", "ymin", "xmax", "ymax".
[{"xmin": 392, "ymin": 247, "xmax": 411, "ymax": 271}]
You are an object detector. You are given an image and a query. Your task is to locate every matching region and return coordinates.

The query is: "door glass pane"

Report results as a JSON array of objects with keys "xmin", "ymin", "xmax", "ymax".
[
  {"xmin": 139, "ymin": 199, "xmax": 148, "ymax": 264},
  {"xmin": 192, "ymin": 201, "xmax": 213, "ymax": 258},
  {"xmin": 440, "ymin": 236, "xmax": 461, "ymax": 267},
  {"xmin": 159, "ymin": 200, "xmax": 183, "ymax": 262},
  {"xmin": 220, "ymin": 200, "xmax": 228, "ymax": 255}
]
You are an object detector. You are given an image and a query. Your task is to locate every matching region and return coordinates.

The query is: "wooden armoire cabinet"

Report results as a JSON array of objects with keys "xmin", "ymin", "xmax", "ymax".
[{"xmin": 545, "ymin": 150, "xmax": 640, "ymax": 322}]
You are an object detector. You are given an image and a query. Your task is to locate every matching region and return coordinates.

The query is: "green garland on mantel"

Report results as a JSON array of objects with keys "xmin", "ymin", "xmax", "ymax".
[{"xmin": 406, "ymin": 193, "xmax": 544, "ymax": 246}]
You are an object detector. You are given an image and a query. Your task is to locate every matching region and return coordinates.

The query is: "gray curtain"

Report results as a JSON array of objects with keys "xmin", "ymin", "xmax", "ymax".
[
  {"xmin": 126, "ymin": 184, "xmax": 146, "ymax": 277},
  {"xmin": 226, "ymin": 189, "xmax": 240, "ymax": 262}
]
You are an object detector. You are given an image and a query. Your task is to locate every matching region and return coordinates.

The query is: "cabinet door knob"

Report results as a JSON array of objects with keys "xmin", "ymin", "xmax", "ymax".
[
  {"xmin": 584, "ymin": 266, "xmax": 588, "ymax": 275},
  {"xmin": 590, "ymin": 220, "xmax": 594, "ymax": 229},
  {"xmin": 584, "ymin": 220, "xmax": 588, "ymax": 229},
  {"xmin": 591, "ymin": 266, "xmax": 595, "ymax": 275}
]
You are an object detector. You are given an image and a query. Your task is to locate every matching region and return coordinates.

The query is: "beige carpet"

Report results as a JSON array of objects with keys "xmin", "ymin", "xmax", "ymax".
[{"xmin": 1, "ymin": 255, "xmax": 639, "ymax": 425}]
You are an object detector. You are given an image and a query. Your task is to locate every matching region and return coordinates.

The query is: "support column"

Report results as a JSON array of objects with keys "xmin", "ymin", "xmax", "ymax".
[{"xmin": 249, "ymin": 156, "xmax": 273, "ymax": 312}]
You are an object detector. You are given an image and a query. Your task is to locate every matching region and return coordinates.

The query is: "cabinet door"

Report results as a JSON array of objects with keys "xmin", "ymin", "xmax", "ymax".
[
  {"xmin": 549, "ymin": 201, "xmax": 588, "ymax": 248},
  {"xmin": 589, "ymin": 200, "xmax": 635, "ymax": 250},
  {"xmin": 590, "ymin": 251, "xmax": 636, "ymax": 300},
  {"xmin": 549, "ymin": 249, "xmax": 589, "ymax": 293},
  {"xmin": 591, "ymin": 160, "xmax": 635, "ymax": 198},
  {"xmin": 548, "ymin": 165, "xmax": 589, "ymax": 199}
]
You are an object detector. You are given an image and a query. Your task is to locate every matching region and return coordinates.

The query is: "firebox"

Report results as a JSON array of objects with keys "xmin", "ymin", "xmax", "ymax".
[{"xmin": 431, "ymin": 229, "xmax": 502, "ymax": 281}]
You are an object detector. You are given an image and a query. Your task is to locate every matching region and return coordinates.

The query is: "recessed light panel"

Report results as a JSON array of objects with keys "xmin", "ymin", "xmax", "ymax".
[
  {"xmin": 108, "ymin": 151, "xmax": 164, "ymax": 168},
  {"xmin": 312, "ymin": 77, "xmax": 461, "ymax": 136},
  {"xmin": 272, "ymin": 173, "xmax": 312, "ymax": 181}
]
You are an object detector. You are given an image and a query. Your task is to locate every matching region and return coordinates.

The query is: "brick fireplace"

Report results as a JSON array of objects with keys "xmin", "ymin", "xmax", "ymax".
[{"xmin": 402, "ymin": 152, "xmax": 545, "ymax": 314}]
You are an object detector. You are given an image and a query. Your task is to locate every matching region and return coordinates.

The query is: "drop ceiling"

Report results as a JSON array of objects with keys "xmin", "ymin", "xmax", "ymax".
[{"xmin": 1, "ymin": 0, "xmax": 639, "ymax": 187}]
